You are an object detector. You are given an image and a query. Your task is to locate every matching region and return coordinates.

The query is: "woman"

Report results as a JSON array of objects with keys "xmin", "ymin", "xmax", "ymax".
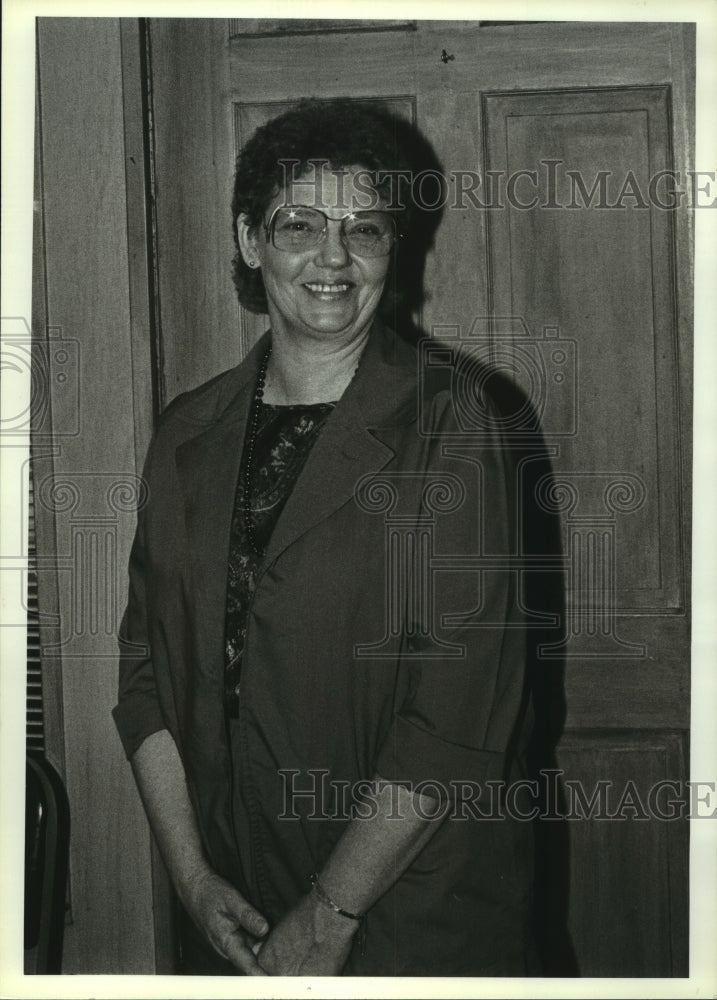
[{"xmin": 113, "ymin": 99, "xmax": 536, "ymax": 976}]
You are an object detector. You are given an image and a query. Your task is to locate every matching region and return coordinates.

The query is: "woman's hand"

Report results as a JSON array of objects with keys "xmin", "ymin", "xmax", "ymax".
[
  {"xmin": 255, "ymin": 890, "xmax": 358, "ymax": 975},
  {"xmin": 181, "ymin": 867, "xmax": 269, "ymax": 975},
  {"xmin": 129, "ymin": 732, "xmax": 269, "ymax": 975}
]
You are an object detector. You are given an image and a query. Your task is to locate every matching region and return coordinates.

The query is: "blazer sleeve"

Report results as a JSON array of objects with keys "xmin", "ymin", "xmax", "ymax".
[
  {"xmin": 374, "ymin": 391, "xmax": 528, "ymax": 799},
  {"xmin": 112, "ymin": 437, "xmax": 167, "ymax": 759}
]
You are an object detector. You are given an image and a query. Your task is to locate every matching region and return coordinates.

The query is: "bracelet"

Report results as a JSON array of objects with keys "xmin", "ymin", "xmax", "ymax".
[{"xmin": 309, "ymin": 873, "xmax": 363, "ymax": 922}]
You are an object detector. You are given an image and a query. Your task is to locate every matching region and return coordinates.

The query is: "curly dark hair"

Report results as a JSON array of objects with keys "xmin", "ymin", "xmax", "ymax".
[{"xmin": 231, "ymin": 98, "xmax": 443, "ymax": 328}]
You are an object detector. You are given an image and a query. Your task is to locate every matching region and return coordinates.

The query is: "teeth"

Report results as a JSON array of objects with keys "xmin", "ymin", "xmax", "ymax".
[{"xmin": 305, "ymin": 283, "xmax": 350, "ymax": 293}]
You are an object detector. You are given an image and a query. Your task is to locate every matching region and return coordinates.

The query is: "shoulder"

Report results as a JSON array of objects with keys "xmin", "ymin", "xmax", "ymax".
[
  {"xmin": 139, "ymin": 343, "xmax": 261, "ymax": 481},
  {"xmin": 153, "ymin": 334, "xmax": 267, "ymax": 443},
  {"xmin": 384, "ymin": 331, "xmax": 499, "ymax": 436},
  {"xmin": 374, "ymin": 332, "xmax": 525, "ymax": 498},
  {"xmin": 362, "ymin": 325, "xmax": 460, "ymax": 432},
  {"xmin": 362, "ymin": 325, "xmax": 512, "ymax": 448},
  {"xmin": 410, "ymin": 332, "xmax": 525, "ymax": 438},
  {"xmin": 157, "ymin": 364, "xmax": 243, "ymax": 431}
]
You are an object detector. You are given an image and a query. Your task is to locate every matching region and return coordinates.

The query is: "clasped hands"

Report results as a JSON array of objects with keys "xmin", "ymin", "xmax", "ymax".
[{"xmin": 185, "ymin": 868, "xmax": 358, "ymax": 976}]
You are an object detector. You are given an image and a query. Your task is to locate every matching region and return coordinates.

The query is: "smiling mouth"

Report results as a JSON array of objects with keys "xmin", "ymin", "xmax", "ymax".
[{"xmin": 303, "ymin": 282, "xmax": 353, "ymax": 295}]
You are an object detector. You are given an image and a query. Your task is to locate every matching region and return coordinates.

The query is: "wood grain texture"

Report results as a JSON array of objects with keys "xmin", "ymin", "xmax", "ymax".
[
  {"xmin": 149, "ymin": 19, "xmax": 240, "ymax": 407},
  {"xmin": 119, "ymin": 19, "xmax": 157, "ymax": 471},
  {"xmin": 484, "ymin": 86, "xmax": 685, "ymax": 614},
  {"xmin": 227, "ymin": 21, "xmax": 674, "ymax": 97},
  {"xmin": 228, "ymin": 18, "xmax": 416, "ymax": 38},
  {"xmin": 561, "ymin": 616, "xmax": 690, "ymax": 730},
  {"xmin": 35, "ymin": 17, "xmax": 156, "ymax": 973},
  {"xmin": 553, "ymin": 730, "xmax": 688, "ymax": 975}
]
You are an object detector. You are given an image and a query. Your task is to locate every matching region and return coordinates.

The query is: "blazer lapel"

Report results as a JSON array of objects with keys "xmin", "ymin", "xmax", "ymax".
[
  {"xmin": 174, "ymin": 334, "xmax": 269, "ymax": 687},
  {"xmin": 260, "ymin": 322, "xmax": 416, "ymax": 577},
  {"xmin": 259, "ymin": 393, "xmax": 394, "ymax": 576}
]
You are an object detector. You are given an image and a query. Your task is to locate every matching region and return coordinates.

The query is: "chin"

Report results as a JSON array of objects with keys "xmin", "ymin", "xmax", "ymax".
[{"xmin": 300, "ymin": 311, "xmax": 362, "ymax": 336}]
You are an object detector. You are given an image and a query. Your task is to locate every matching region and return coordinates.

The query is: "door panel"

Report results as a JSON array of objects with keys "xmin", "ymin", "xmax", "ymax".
[
  {"xmin": 555, "ymin": 731, "xmax": 688, "ymax": 977},
  {"xmin": 481, "ymin": 83, "xmax": 690, "ymax": 974},
  {"xmin": 147, "ymin": 19, "xmax": 693, "ymax": 975},
  {"xmin": 483, "ymin": 87, "xmax": 685, "ymax": 615}
]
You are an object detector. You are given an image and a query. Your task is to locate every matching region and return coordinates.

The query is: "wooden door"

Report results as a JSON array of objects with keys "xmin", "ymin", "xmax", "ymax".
[{"xmin": 146, "ymin": 18, "xmax": 693, "ymax": 976}]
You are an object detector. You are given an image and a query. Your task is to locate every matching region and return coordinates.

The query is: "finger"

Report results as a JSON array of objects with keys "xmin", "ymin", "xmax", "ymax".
[
  {"xmin": 221, "ymin": 934, "xmax": 268, "ymax": 976},
  {"xmin": 234, "ymin": 900, "xmax": 269, "ymax": 939},
  {"xmin": 217, "ymin": 889, "xmax": 269, "ymax": 939}
]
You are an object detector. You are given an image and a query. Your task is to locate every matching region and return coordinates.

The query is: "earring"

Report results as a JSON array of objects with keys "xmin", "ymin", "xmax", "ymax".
[{"xmin": 248, "ymin": 260, "xmax": 258, "ymax": 269}]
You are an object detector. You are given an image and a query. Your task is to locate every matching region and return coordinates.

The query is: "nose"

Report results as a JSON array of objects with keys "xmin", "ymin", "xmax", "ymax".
[{"xmin": 315, "ymin": 219, "xmax": 351, "ymax": 268}]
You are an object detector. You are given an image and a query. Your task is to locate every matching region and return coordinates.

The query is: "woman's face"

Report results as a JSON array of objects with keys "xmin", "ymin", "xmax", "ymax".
[{"xmin": 239, "ymin": 165, "xmax": 391, "ymax": 346}]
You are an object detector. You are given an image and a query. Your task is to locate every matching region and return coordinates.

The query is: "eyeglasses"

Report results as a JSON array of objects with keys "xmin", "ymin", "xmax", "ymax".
[{"xmin": 264, "ymin": 205, "xmax": 398, "ymax": 258}]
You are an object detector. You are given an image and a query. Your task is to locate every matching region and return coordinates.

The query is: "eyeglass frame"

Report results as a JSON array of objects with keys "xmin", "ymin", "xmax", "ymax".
[{"xmin": 262, "ymin": 204, "xmax": 402, "ymax": 257}]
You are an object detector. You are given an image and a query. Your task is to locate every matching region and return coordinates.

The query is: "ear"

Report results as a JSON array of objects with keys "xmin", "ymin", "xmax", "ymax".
[{"xmin": 236, "ymin": 214, "xmax": 262, "ymax": 269}]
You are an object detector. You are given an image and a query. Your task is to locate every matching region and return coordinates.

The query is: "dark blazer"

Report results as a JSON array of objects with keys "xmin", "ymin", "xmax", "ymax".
[{"xmin": 113, "ymin": 321, "xmax": 534, "ymax": 975}]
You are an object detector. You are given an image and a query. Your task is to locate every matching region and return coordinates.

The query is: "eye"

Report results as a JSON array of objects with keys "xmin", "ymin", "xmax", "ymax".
[
  {"xmin": 353, "ymin": 222, "xmax": 382, "ymax": 237},
  {"xmin": 274, "ymin": 208, "xmax": 324, "ymax": 235},
  {"xmin": 345, "ymin": 213, "xmax": 393, "ymax": 241},
  {"xmin": 279, "ymin": 219, "xmax": 312, "ymax": 233}
]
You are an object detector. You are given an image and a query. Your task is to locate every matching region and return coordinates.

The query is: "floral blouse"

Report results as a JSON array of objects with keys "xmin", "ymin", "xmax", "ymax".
[{"xmin": 224, "ymin": 400, "xmax": 335, "ymax": 714}]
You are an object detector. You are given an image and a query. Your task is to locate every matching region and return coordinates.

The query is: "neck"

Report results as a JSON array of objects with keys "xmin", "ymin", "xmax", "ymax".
[{"xmin": 262, "ymin": 327, "xmax": 371, "ymax": 405}]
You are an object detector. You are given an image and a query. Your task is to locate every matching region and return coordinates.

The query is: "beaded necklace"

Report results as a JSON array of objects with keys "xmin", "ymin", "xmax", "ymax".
[
  {"xmin": 241, "ymin": 345, "xmax": 271, "ymax": 556},
  {"xmin": 241, "ymin": 342, "xmax": 363, "ymax": 556}
]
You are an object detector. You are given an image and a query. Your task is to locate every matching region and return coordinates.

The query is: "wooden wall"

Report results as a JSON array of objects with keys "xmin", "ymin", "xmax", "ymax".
[{"xmin": 33, "ymin": 18, "xmax": 157, "ymax": 972}]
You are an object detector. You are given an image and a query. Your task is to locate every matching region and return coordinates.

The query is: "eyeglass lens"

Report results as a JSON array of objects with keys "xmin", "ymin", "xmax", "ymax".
[{"xmin": 270, "ymin": 207, "xmax": 395, "ymax": 257}]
